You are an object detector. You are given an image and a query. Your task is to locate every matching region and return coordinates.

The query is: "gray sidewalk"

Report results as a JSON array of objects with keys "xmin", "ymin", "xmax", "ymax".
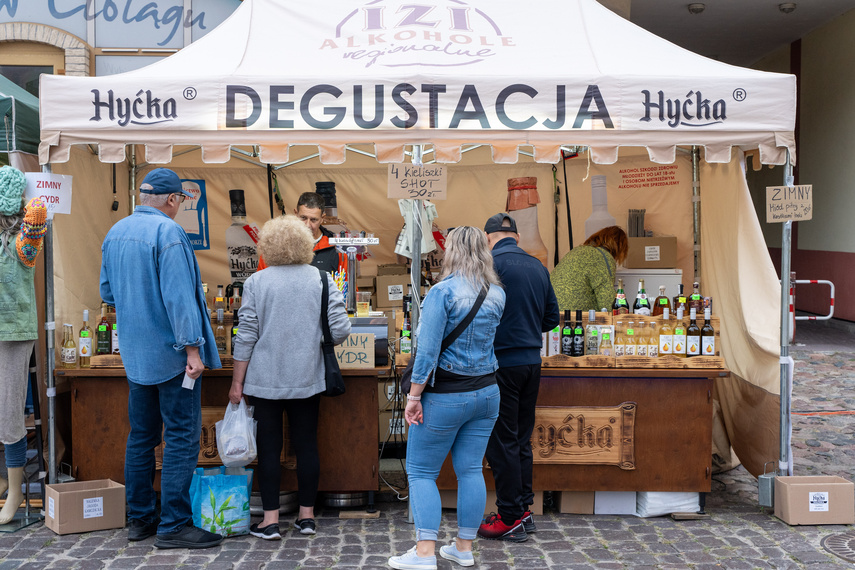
[{"xmin": 1, "ymin": 319, "xmax": 854, "ymax": 569}]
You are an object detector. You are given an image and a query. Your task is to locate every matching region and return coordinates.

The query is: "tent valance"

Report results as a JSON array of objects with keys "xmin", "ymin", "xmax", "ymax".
[{"xmin": 39, "ymin": 0, "xmax": 796, "ymax": 166}]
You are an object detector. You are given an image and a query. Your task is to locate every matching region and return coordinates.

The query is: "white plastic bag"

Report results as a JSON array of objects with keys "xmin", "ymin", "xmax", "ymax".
[{"xmin": 215, "ymin": 399, "xmax": 257, "ymax": 467}]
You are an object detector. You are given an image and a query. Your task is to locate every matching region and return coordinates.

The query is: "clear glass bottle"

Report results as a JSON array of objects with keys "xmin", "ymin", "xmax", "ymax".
[
  {"xmin": 226, "ymin": 189, "xmax": 259, "ymax": 288},
  {"xmin": 687, "ymin": 307, "xmax": 702, "ymax": 357},
  {"xmin": 613, "ymin": 321, "xmax": 626, "ymax": 357},
  {"xmin": 96, "ymin": 304, "xmax": 111, "ymax": 356},
  {"xmin": 78, "ymin": 310, "xmax": 93, "ymax": 368},
  {"xmin": 214, "ymin": 284, "xmax": 226, "ymax": 313},
  {"xmin": 61, "ymin": 324, "xmax": 77, "ymax": 368},
  {"xmin": 215, "ymin": 308, "xmax": 227, "ymax": 354},
  {"xmin": 585, "ymin": 309, "xmax": 599, "ymax": 356},
  {"xmin": 652, "ymin": 285, "xmax": 671, "ymax": 317},
  {"xmin": 635, "ymin": 319, "xmax": 648, "ymax": 357},
  {"xmin": 613, "ymin": 278, "xmax": 629, "ymax": 315},
  {"xmin": 400, "ymin": 295, "xmax": 412, "ymax": 354},
  {"xmin": 659, "ymin": 308, "xmax": 674, "ymax": 356},
  {"xmin": 624, "ymin": 321, "xmax": 637, "ymax": 356},
  {"xmin": 673, "ymin": 308, "xmax": 688, "ymax": 358},
  {"xmin": 599, "ymin": 327, "xmax": 613, "ymax": 357},
  {"xmin": 647, "ymin": 321, "xmax": 659, "ymax": 358},
  {"xmin": 633, "ymin": 279, "xmax": 651, "ymax": 315},
  {"xmin": 701, "ymin": 307, "xmax": 716, "ymax": 356}
]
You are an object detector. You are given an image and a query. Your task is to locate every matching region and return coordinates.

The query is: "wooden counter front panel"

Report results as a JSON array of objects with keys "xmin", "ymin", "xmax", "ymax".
[
  {"xmin": 436, "ymin": 373, "xmax": 713, "ymax": 493},
  {"xmin": 69, "ymin": 374, "xmax": 380, "ymax": 492}
]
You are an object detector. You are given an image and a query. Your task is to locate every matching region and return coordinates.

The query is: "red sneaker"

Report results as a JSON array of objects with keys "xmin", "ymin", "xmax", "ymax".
[{"xmin": 477, "ymin": 513, "xmax": 528, "ymax": 542}]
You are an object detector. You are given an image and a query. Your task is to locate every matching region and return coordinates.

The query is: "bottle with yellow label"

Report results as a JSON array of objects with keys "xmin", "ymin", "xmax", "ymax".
[
  {"xmin": 659, "ymin": 308, "xmax": 674, "ymax": 356},
  {"xmin": 647, "ymin": 321, "xmax": 659, "ymax": 357},
  {"xmin": 599, "ymin": 327, "xmax": 613, "ymax": 356},
  {"xmin": 61, "ymin": 324, "xmax": 77, "ymax": 368},
  {"xmin": 673, "ymin": 308, "xmax": 688, "ymax": 358},
  {"xmin": 78, "ymin": 310, "xmax": 93, "ymax": 368}
]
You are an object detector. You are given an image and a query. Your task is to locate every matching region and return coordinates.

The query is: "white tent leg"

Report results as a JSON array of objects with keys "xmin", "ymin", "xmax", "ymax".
[
  {"xmin": 779, "ymin": 154, "xmax": 794, "ymax": 477},
  {"xmin": 42, "ymin": 163, "xmax": 57, "ymax": 485}
]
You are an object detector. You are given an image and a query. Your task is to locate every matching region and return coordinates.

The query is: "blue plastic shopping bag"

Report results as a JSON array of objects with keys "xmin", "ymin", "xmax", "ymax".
[{"xmin": 189, "ymin": 466, "xmax": 253, "ymax": 537}]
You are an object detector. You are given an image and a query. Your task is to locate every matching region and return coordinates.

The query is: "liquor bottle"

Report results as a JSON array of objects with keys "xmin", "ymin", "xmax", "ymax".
[
  {"xmin": 96, "ymin": 304, "xmax": 111, "ymax": 355},
  {"xmin": 701, "ymin": 307, "xmax": 716, "ymax": 356},
  {"xmin": 652, "ymin": 286, "xmax": 671, "ymax": 317},
  {"xmin": 687, "ymin": 308, "xmax": 701, "ymax": 357},
  {"xmin": 400, "ymin": 297, "xmax": 412, "ymax": 354},
  {"xmin": 231, "ymin": 309, "xmax": 239, "ymax": 355},
  {"xmin": 111, "ymin": 309, "xmax": 120, "ymax": 355},
  {"xmin": 226, "ymin": 189, "xmax": 259, "ymax": 288},
  {"xmin": 585, "ymin": 309, "xmax": 599, "ymax": 356},
  {"xmin": 571, "ymin": 310, "xmax": 585, "ymax": 357},
  {"xmin": 633, "ymin": 279, "xmax": 651, "ymax": 315},
  {"xmin": 688, "ymin": 281, "xmax": 704, "ymax": 314},
  {"xmin": 215, "ymin": 309, "xmax": 227, "ymax": 354},
  {"xmin": 229, "ymin": 288, "xmax": 242, "ymax": 313},
  {"xmin": 658, "ymin": 308, "xmax": 673, "ymax": 356},
  {"xmin": 624, "ymin": 321, "xmax": 637, "ymax": 356},
  {"xmin": 315, "ymin": 181, "xmax": 349, "ymax": 237},
  {"xmin": 613, "ymin": 278, "xmax": 629, "ymax": 315},
  {"xmin": 60, "ymin": 324, "xmax": 77, "ymax": 368},
  {"xmin": 647, "ymin": 321, "xmax": 659, "ymax": 358},
  {"xmin": 214, "ymin": 285, "xmax": 226, "ymax": 313},
  {"xmin": 635, "ymin": 319, "xmax": 648, "ymax": 357},
  {"xmin": 673, "ymin": 308, "xmax": 687, "ymax": 358},
  {"xmin": 599, "ymin": 327, "xmax": 613, "ymax": 357},
  {"xmin": 673, "ymin": 283, "xmax": 687, "ymax": 315},
  {"xmin": 561, "ymin": 310, "xmax": 573, "ymax": 356},
  {"xmin": 78, "ymin": 310, "xmax": 93, "ymax": 368},
  {"xmin": 613, "ymin": 322, "xmax": 625, "ymax": 357}
]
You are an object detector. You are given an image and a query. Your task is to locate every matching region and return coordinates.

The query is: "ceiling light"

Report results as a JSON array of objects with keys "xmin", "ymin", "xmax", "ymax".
[
  {"xmin": 688, "ymin": 3, "xmax": 705, "ymax": 15},
  {"xmin": 779, "ymin": 3, "xmax": 797, "ymax": 14}
]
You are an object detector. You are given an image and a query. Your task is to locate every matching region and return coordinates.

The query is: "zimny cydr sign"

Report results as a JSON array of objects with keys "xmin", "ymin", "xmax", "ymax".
[
  {"xmin": 388, "ymin": 164, "xmax": 447, "ymax": 200},
  {"xmin": 766, "ymin": 185, "xmax": 812, "ymax": 223},
  {"xmin": 24, "ymin": 173, "xmax": 73, "ymax": 219}
]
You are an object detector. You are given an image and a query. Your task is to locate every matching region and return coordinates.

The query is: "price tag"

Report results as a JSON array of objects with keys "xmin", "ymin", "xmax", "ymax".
[{"xmin": 387, "ymin": 164, "xmax": 447, "ymax": 200}]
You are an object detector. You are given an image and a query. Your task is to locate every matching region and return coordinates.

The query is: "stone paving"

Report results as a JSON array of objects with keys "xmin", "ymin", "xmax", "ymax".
[{"xmin": 1, "ymin": 320, "xmax": 854, "ymax": 569}]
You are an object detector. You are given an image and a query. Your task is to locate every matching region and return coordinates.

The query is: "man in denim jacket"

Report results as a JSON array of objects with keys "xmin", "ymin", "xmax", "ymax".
[
  {"xmin": 479, "ymin": 213, "xmax": 560, "ymax": 542},
  {"xmin": 100, "ymin": 169, "xmax": 222, "ymax": 549}
]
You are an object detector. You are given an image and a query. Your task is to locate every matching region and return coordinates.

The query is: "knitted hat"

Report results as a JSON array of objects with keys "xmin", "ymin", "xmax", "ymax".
[{"xmin": 0, "ymin": 165, "xmax": 27, "ymax": 216}]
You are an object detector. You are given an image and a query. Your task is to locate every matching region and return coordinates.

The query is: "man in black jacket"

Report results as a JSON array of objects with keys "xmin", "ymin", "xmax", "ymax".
[{"xmin": 478, "ymin": 213, "xmax": 560, "ymax": 542}]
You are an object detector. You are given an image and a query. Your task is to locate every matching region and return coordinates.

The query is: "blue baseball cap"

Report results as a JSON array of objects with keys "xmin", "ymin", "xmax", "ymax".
[{"xmin": 139, "ymin": 168, "xmax": 192, "ymax": 198}]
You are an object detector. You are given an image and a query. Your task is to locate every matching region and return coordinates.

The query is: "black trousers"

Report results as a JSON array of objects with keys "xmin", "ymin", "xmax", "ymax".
[
  {"xmin": 484, "ymin": 363, "xmax": 541, "ymax": 522},
  {"xmin": 247, "ymin": 394, "xmax": 321, "ymax": 512}
]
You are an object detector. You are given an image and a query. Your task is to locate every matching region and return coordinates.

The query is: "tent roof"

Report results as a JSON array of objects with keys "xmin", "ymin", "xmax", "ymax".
[
  {"xmin": 0, "ymin": 74, "xmax": 39, "ymax": 155},
  {"xmin": 39, "ymin": 0, "xmax": 796, "ymax": 166}
]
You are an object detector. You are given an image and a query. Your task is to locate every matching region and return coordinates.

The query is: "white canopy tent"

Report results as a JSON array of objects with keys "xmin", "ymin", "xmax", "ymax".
[{"xmin": 38, "ymin": 0, "xmax": 796, "ymax": 479}]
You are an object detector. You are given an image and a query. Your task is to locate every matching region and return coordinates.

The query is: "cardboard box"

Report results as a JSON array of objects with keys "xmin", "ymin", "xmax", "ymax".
[
  {"xmin": 377, "ymin": 264, "xmax": 408, "ymax": 276},
  {"xmin": 379, "ymin": 410, "xmax": 408, "ymax": 442},
  {"xmin": 624, "ymin": 237, "xmax": 677, "ymax": 269},
  {"xmin": 375, "ymin": 274, "xmax": 410, "ymax": 309},
  {"xmin": 440, "ymin": 490, "xmax": 544, "ymax": 515},
  {"xmin": 556, "ymin": 491, "xmax": 595, "ymax": 514},
  {"xmin": 45, "ymin": 479, "xmax": 126, "ymax": 535},
  {"xmin": 774, "ymin": 476, "xmax": 855, "ymax": 525},
  {"xmin": 594, "ymin": 491, "xmax": 637, "ymax": 515}
]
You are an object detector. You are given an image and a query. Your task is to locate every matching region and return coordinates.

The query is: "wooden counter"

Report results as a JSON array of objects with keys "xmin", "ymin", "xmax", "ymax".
[
  {"xmin": 437, "ymin": 367, "xmax": 727, "ymax": 493},
  {"xmin": 57, "ymin": 366, "xmax": 386, "ymax": 493}
]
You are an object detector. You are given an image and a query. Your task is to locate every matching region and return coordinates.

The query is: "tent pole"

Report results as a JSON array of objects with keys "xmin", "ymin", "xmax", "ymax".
[
  {"xmin": 129, "ymin": 146, "xmax": 137, "ymax": 215},
  {"xmin": 778, "ymin": 153, "xmax": 794, "ymax": 476},
  {"xmin": 41, "ymin": 163, "xmax": 57, "ymax": 485},
  {"xmin": 691, "ymin": 147, "xmax": 701, "ymax": 281}
]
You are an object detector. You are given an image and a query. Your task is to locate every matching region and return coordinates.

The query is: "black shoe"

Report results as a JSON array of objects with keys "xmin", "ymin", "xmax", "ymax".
[
  {"xmin": 154, "ymin": 521, "xmax": 223, "ymax": 549},
  {"xmin": 249, "ymin": 522, "xmax": 281, "ymax": 540},
  {"xmin": 521, "ymin": 511, "xmax": 537, "ymax": 534},
  {"xmin": 127, "ymin": 518, "xmax": 158, "ymax": 541},
  {"xmin": 294, "ymin": 518, "xmax": 316, "ymax": 535}
]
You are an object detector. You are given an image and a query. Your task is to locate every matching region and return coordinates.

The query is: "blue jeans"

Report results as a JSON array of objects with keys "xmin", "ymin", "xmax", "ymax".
[
  {"xmin": 4, "ymin": 435, "xmax": 27, "ymax": 469},
  {"xmin": 406, "ymin": 384, "xmax": 500, "ymax": 541},
  {"xmin": 126, "ymin": 372, "xmax": 201, "ymax": 535}
]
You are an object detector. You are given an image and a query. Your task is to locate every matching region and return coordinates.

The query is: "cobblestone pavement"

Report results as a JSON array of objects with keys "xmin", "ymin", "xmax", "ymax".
[{"xmin": 1, "ymin": 321, "xmax": 854, "ymax": 569}]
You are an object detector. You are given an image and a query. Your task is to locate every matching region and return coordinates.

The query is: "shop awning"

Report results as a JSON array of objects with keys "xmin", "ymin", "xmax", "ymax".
[{"xmin": 0, "ymin": 73, "xmax": 39, "ymax": 155}]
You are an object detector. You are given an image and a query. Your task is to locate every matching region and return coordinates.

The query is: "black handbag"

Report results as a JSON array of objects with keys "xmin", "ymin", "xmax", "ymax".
[
  {"xmin": 319, "ymin": 269, "xmax": 346, "ymax": 397},
  {"xmin": 400, "ymin": 285, "xmax": 489, "ymax": 395}
]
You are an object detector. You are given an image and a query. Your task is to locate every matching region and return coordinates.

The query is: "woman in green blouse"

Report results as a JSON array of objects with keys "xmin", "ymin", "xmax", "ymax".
[{"xmin": 550, "ymin": 226, "xmax": 628, "ymax": 311}]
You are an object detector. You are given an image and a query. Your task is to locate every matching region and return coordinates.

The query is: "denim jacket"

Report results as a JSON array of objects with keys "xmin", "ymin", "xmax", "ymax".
[
  {"xmin": 100, "ymin": 206, "xmax": 221, "ymax": 385},
  {"xmin": 411, "ymin": 274, "xmax": 505, "ymax": 385}
]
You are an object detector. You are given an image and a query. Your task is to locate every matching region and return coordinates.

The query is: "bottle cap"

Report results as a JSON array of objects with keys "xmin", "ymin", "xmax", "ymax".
[
  {"xmin": 663, "ymin": 308, "xmax": 670, "ymax": 319},
  {"xmin": 83, "ymin": 310, "xmax": 89, "ymax": 321},
  {"xmin": 588, "ymin": 309, "xmax": 596, "ymax": 320}
]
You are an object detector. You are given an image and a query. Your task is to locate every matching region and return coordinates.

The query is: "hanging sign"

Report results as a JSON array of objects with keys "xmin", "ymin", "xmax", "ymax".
[
  {"xmin": 766, "ymin": 185, "xmax": 813, "ymax": 223},
  {"xmin": 388, "ymin": 164, "xmax": 447, "ymax": 200},
  {"xmin": 24, "ymin": 173, "xmax": 72, "ymax": 219}
]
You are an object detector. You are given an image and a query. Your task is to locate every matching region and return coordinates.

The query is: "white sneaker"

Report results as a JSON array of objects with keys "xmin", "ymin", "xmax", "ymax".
[
  {"xmin": 388, "ymin": 546, "xmax": 438, "ymax": 570},
  {"xmin": 440, "ymin": 541, "xmax": 475, "ymax": 567}
]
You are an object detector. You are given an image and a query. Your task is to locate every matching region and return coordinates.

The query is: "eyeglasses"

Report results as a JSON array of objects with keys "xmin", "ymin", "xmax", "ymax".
[{"xmin": 171, "ymin": 193, "xmax": 187, "ymax": 203}]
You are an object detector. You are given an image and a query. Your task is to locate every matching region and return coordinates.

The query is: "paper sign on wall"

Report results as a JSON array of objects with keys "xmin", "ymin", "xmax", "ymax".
[
  {"xmin": 766, "ymin": 185, "xmax": 813, "ymax": 223},
  {"xmin": 335, "ymin": 333, "xmax": 375, "ymax": 369},
  {"xmin": 24, "ymin": 173, "xmax": 73, "ymax": 219},
  {"xmin": 388, "ymin": 164, "xmax": 447, "ymax": 200}
]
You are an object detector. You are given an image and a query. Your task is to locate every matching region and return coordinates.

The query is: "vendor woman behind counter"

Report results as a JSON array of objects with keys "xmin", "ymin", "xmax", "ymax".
[{"xmin": 550, "ymin": 226, "xmax": 628, "ymax": 311}]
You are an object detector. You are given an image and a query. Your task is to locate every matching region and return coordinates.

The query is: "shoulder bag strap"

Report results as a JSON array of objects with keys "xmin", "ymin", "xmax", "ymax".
[
  {"xmin": 318, "ymin": 268, "xmax": 333, "ymax": 346},
  {"xmin": 440, "ymin": 284, "xmax": 489, "ymax": 353}
]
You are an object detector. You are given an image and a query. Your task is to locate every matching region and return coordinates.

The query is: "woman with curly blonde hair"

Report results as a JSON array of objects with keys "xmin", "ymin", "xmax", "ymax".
[{"xmin": 229, "ymin": 215, "xmax": 351, "ymax": 540}]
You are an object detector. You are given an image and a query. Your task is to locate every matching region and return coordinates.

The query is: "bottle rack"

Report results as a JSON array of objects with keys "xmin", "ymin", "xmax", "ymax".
[{"xmin": 542, "ymin": 313, "xmax": 724, "ymax": 369}]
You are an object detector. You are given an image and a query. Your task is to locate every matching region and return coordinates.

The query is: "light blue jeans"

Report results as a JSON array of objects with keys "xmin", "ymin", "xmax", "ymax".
[{"xmin": 406, "ymin": 384, "xmax": 500, "ymax": 541}]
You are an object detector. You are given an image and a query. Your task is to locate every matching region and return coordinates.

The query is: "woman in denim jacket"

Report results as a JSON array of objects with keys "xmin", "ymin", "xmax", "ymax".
[{"xmin": 389, "ymin": 226, "xmax": 505, "ymax": 570}]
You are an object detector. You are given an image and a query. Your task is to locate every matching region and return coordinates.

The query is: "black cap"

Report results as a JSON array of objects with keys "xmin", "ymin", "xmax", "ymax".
[{"xmin": 484, "ymin": 212, "xmax": 518, "ymax": 234}]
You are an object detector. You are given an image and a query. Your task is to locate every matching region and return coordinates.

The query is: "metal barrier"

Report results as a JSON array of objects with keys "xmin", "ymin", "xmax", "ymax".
[{"xmin": 789, "ymin": 275, "xmax": 835, "ymax": 343}]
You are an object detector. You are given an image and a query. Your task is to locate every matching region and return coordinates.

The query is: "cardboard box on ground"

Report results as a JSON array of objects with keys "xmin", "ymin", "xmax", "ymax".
[
  {"xmin": 775, "ymin": 476, "xmax": 855, "ymax": 525},
  {"xmin": 45, "ymin": 479, "xmax": 125, "ymax": 535}
]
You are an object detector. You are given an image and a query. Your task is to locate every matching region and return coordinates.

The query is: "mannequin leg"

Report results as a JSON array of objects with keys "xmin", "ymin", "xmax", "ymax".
[
  {"xmin": 0, "ymin": 467, "xmax": 23, "ymax": 524},
  {"xmin": 0, "ymin": 476, "xmax": 7, "ymax": 498}
]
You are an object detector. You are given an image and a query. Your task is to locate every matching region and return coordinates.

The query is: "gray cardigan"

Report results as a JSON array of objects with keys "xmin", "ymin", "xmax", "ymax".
[{"xmin": 234, "ymin": 264, "xmax": 351, "ymax": 400}]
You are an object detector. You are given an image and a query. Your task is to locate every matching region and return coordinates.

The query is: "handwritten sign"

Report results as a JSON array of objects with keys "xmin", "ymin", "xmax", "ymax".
[
  {"xmin": 335, "ymin": 333, "xmax": 375, "ymax": 369},
  {"xmin": 24, "ymin": 173, "xmax": 73, "ymax": 219},
  {"xmin": 766, "ymin": 185, "xmax": 813, "ymax": 223},
  {"xmin": 388, "ymin": 164, "xmax": 447, "ymax": 200}
]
